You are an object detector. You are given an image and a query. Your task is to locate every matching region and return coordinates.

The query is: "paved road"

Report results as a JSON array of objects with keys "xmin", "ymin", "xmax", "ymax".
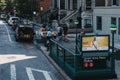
[{"xmin": 0, "ymin": 20, "xmax": 65, "ymax": 80}]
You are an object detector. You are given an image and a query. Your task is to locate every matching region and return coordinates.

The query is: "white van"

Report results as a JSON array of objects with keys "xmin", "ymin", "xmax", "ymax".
[{"xmin": 8, "ymin": 16, "xmax": 20, "ymax": 26}]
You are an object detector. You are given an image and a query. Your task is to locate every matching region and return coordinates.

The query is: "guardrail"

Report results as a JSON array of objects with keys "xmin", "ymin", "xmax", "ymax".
[{"xmin": 49, "ymin": 39, "xmax": 81, "ymax": 77}]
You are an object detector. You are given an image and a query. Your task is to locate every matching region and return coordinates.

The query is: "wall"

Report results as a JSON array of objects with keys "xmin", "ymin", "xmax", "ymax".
[
  {"xmin": 39, "ymin": 0, "xmax": 51, "ymax": 12},
  {"xmin": 93, "ymin": 7, "xmax": 120, "ymax": 40}
]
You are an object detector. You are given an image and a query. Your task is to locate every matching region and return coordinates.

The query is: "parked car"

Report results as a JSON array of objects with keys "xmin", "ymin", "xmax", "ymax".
[
  {"xmin": 15, "ymin": 24, "xmax": 34, "ymax": 41},
  {"xmin": 8, "ymin": 16, "xmax": 20, "ymax": 26},
  {"xmin": 12, "ymin": 20, "xmax": 20, "ymax": 30},
  {"xmin": 0, "ymin": 13, "xmax": 7, "ymax": 21},
  {"xmin": 35, "ymin": 27, "xmax": 57, "ymax": 42}
]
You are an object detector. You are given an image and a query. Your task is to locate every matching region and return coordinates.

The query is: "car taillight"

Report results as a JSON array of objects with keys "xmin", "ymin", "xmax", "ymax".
[
  {"xmin": 89, "ymin": 62, "xmax": 94, "ymax": 67},
  {"xmin": 84, "ymin": 62, "xmax": 89, "ymax": 68},
  {"xmin": 84, "ymin": 62, "xmax": 94, "ymax": 68}
]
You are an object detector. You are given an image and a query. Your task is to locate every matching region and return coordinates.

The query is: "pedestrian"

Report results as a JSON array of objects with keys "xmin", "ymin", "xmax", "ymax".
[
  {"xmin": 57, "ymin": 25, "xmax": 63, "ymax": 41},
  {"xmin": 46, "ymin": 29, "xmax": 52, "ymax": 51},
  {"xmin": 46, "ymin": 24, "xmax": 52, "ymax": 30},
  {"xmin": 80, "ymin": 29, "xmax": 85, "ymax": 35},
  {"xmin": 63, "ymin": 26, "xmax": 69, "ymax": 41}
]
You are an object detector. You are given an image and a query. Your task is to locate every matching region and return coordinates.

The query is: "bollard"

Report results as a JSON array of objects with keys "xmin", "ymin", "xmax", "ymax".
[{"xmin": 115, "ymin": 49, "xmax": 120, "ymax": 60}]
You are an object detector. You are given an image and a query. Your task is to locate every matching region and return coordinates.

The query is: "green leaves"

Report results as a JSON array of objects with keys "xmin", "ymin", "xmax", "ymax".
[{"xmin": 1, "ymin": 0, "xmax": 39, "ymax": 17}]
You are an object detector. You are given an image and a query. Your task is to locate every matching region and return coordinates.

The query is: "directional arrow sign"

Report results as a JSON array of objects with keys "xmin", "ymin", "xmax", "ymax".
[{"xmin": 26, "ymin": 67, "xmax": 52, "ymax": 80}]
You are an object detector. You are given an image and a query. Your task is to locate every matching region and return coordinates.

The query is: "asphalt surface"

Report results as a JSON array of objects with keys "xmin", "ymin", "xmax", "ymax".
[{"xmin": 0, "ymin": 20, "xmax": 66, "ymax": 80}]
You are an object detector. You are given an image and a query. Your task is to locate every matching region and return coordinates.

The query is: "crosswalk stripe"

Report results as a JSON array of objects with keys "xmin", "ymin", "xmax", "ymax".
[
  {"xmin": 26, "ymin": 67, "xmax": 35, "ymax": 80},
  {"xmin": 10, "ymin": 64, "xmax": 16, "ymax": 80}
]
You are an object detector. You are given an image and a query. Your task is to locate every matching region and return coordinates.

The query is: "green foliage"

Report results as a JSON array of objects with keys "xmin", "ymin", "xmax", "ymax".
[
  {"xmin": 0, "ymin": 0, "xmax": 39, "ymax": 18},
  {"xmin": 16, "ymin": 0, "xmax": 39, "ymax": 18}
]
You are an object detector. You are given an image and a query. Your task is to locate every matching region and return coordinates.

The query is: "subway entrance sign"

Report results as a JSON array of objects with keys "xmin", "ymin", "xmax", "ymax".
[
  {"xmin": 76, "ymin": 34, "xmax": 117, "ymax": 79},
  {"xmin": 73, "ymin": 20, "xmax": 79, "ymax": 24},
  {"xmin": 81, "ymin": 35, "xmax": 110, "ymax": 69}
]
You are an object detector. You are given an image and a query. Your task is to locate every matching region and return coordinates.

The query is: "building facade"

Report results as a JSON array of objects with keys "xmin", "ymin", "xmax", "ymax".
[
  {"xmin": 51, "ymin": 0, "xmax": 93, "ymax": 30},
  {"xmin": 93, "ymin": 0, "xmax": 120, "ymax": 40},
  {"xmin": 39, "ymin": 0, "xmax": 120, "ymax": 39},
  {"xmin": 36, "ymin": 0, "xmax": 52, "ymax": 23}
]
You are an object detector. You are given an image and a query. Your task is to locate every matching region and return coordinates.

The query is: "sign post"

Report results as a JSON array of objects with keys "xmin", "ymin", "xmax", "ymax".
[
  {"xmin": 74, "ymin": 20, "xmax": 79, "ymax": 54},
  {"xmin": 110, "ymin": 24, "xmax": 117, "ymax": 72},
  {"xmin": 110, "ymin": 24, "xmax": 117, "ymax": 53}
]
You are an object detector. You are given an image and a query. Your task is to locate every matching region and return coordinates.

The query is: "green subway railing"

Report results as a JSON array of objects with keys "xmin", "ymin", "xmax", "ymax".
[
  {"xmin": 49, "ymin": 39, "xmax": 81, "ymax": 75},
  {"xmin": 49, "ymin": 37, "xmax": 117, "ymax": 79}
]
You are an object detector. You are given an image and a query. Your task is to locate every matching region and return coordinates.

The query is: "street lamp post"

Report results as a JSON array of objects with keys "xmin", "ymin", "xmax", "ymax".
[
  {"xmin": 33, "ymin": 11, "xmax": 37, "ymax": 23},
  {"xmin": 74, "ymin": 20, "xmax": 79, "ymax": 54},
  {"xmin": 58, "ymin": 0, "xmax": 60, "ymax": 21},
  {"xmin": 110, "ymin": 24, "xmax": 117, "ymax": 53},
  {"xmin": 110, "ymin": 24, "xmax": 117, "ymax": 71},
  {"xmin": 73, "ymin": 20, "xmax": 79, "ymax": 72}
]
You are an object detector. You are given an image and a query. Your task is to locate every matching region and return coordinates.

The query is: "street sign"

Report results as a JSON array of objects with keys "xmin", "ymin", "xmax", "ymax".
[
  {"xmin": 110, "ymin": 24, "xmax": 117, "ymax": 31},
  {"xmin": 74, "ymin": 20, "xmax": 79, "ymax": 24}
]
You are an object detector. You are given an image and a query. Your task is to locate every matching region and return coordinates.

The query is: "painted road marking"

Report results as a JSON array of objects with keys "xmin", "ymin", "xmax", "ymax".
[
  {"xmin": 26, "ymin": 67, "xmax": 52, "ymax": 80},
  {"xmin": 4, "ymin": 24, "xmax": 13, "ymax": 43},
  {"xmin": 9, "ymin": 64, "xmax": 53, "ymax": 80},
  {"xmin": 26, "ymin": 67, "xmax": 35, "ymax": 80},
  {"xmin": 31, "ymin": 68, "xmax": 52, "ymax": 80},
  {"xmin": 10, "ymin": 64, "xmax": 17, "ymax": 80}
]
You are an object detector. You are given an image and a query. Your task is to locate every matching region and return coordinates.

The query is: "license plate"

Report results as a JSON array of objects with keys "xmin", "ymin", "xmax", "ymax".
[{"xmin": 24, "ymin": 35, "xmax": 30, "ymax": 38}]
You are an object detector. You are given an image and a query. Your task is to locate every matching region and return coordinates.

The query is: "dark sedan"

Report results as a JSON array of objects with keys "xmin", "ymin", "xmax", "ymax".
[{"xmin": 15, "ymin": 24, "xmax": 34, "ymax": 41}]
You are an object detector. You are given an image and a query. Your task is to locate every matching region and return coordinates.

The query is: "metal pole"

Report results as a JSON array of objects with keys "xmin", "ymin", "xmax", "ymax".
[
  {"xmin": 75, "ymin": 24, "xmax": 77, "ymax": 54},
  {"xmin": 112, "ymin": 31, "xmax": 114, "ymax": 53},
  {"xmin": 111, "ymin": 31, "xmax": 115, "ymax": 72},
  {"xmin": 58, "ymin": 0, "xmax": 60, "ymax": 21},
  {"xmin": 75, "ymin": 26, "xmax": 77, "ymax": 72}
]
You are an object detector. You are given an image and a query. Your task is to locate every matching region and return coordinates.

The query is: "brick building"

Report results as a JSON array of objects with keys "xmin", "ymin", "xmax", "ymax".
[
  {"xmin": 36, "ymin": 0, "xmax": 52, "ymax": 23},
  {"xmin": 38, "ymin": 0, "xmax": 51, "ymax": 13}
]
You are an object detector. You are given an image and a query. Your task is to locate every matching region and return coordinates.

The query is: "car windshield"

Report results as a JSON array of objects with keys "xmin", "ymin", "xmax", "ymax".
[
  {"xmin": 12, "ymin": 18, "xmax": 19, "ymax": 20},
  {"xmin": 19, "ymin": 27, "xmax": 34, "ymax": 34}
]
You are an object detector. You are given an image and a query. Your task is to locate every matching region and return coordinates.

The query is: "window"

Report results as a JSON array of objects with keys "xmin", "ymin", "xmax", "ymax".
[
  {"xmin": 95, "ymin": 0, "xmax": 105, "ymax": 6},
  {"xmin": 111, "ymin": 17, "xmax": 116, "ymax": 25},
  {"xmin": 54, "ymin": 0, "xmax": 57, "ymax": 8},
  {"xmin": 118, "ymin": 18, "xmax": 120, "ymax": 35},
  {"xmin": 60, "ymin": 0, "xmax": 65, "ymax": 9},
  {"xmin": 68, "ymin": 0, "xmax": 70, "ymax": 9},
  {"xmin": 73, "ymin": 0, "xmax": 77, "ymax": 9},
  {"xmin": 113, "ymin": 0, "xmax": 117, "ymax": 5},
  {"xmin": 111, "ymin": 17, "xmax": 117, "ymax": 34},
  {"xmin": 86, "ymin": 0, "xmax": 91, "ymax": 10},
  {"xmin": 84, "ymin": 19, "xmax": 92, "ymax": 28},
  {"xmin": 96, "ymin": 16, "xmax": 102, "ymax": 30}
]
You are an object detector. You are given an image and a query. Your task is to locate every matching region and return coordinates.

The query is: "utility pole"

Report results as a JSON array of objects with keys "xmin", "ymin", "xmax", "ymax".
[{"xmin": 58, "ymin": 0, "xmax": 60, "ymax": 21}]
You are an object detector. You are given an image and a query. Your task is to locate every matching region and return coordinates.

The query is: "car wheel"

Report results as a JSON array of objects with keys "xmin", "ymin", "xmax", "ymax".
[{"xmin": 15, "ymin": 37, "xmax": 19, "ymax": 42}]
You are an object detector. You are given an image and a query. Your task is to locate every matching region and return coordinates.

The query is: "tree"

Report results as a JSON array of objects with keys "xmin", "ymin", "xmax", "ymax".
[
  {"xmin": 0, "ymin": 0, "xmax": 39, "ymax": 18},
  {"xmin": 16, "ymin": 0, "xmax": 39, "ymax": 18}
]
